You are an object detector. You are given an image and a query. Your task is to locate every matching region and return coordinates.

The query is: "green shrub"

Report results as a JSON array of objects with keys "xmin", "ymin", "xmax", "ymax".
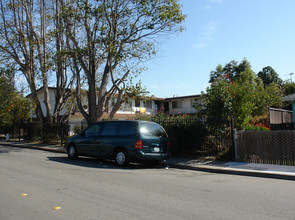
[
  {"xmin": 244, "ymin": 124, "xmax": 270, "ymax": 131},
  {"xmin": 152, "ymin": 113, "xmax": 208, "ymax": 156},
  {"xmin": 22, "ymin": 122, "xmax": 69, "ymax": 143},
  {"xmin": 73, "ymin": 125, "xmax": 83, "ymax": 135},
  {"xmin": 135, "ymin": 112, "xmax": 152, "ymax": 121}
]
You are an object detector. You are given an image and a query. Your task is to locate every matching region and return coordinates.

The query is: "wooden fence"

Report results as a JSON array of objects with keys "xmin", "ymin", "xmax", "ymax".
[{"xmin": 236, "ymin": 131, "xmax": 295, "ymax": 166}]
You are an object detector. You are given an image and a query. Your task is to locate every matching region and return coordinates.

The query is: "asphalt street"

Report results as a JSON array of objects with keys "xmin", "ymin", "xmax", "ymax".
[{"xmin": 1, "ymin": 145, "xmax": 295, "ymax": 220}]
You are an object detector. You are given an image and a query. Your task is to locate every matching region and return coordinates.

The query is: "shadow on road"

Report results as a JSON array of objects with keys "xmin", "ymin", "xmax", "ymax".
[
  {"xmin": 47, "ymin": 156, "xmax": 167, "ymax": 170},
  {"xmin": 0, "ymin": 145, "xmax": 24, "ymax": 154}
]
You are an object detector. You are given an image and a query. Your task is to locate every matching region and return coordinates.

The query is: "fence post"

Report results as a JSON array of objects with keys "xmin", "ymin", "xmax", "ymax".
[
  {"xmin": 234, "ymin": 129, "xmax": 237, "ymax": 161},
  {"xmin": 42, "ymin": 122, "xmax": 45, "ymax": 143},
  {"xmin": 231, "ymin": 118, "xmax": 235, "ymax": 160},
  {"xmin": 18, "ymin": 123, "xmax": 21, "ymax": 141},
  {"xmin": 60, "ymin": 124, "xmax": 63, "ymax": 146}
]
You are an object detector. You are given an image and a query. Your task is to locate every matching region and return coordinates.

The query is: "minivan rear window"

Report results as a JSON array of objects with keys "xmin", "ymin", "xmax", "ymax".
[{"xmin": 139, "ymin": 122, "xmax": 167, "ymax": 137}]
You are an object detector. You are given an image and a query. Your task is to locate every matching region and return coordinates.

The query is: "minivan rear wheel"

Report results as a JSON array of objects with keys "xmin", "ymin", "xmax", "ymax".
[{"xmin": 115, "ymin": 149, "xmax": 129, "ymax": 166}]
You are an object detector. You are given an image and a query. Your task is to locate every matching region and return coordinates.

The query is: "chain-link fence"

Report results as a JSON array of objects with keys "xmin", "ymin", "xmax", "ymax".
[{"xmin": 236, "ymin": 130, "xmax": 295, "ymax": 165}]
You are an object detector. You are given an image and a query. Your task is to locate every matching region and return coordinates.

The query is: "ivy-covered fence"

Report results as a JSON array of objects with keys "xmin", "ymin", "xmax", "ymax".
[
  {"xmin": 152, "ymin": 117, "xmax": 233, "ymax": 158},
  {"xmin": 1, "ymin": 117, "xmax": 234, "ymax": 158},
  {"xmin": 0, "ymin": 122, "xmax": 70, "ymax": 145}
]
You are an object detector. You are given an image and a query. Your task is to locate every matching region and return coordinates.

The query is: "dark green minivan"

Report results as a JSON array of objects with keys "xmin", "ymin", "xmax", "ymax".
[{"xmin": 65, "ymin": 120, "xmax": 170, "ymax": 166}]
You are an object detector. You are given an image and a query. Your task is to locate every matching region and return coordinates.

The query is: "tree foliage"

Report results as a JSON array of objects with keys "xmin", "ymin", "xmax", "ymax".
[
  {"xmin": 200, "ymin": 60, "xmax": 284, "ymax": 129},
  {"xmin": 0, "ymin": 0, "xmax": 77, "ymax": 124},
  {"xmin": 62, "ymin": 0, "xmax": 186, "ymax": 124},
  {"xmin": 209, "ymin": 59, "xmax": 251, "ymax": 83},
  {"xmin": 0, "ymin": 69, "xmax": 31, "ymax": 124},
  {"xmin": 281, "ymin": 80, "xmax": 295, "ymax": 110},
  {"xmin": 0, "ymin": 0, "xmax": 185, "ymax": 125},
  {"xmin": 258, "ymin": 66, "xmax": 283, "ymax": 87},
  {"xmin": 282, "ymin": 80, "xmax": 295, "ymax": 96}
]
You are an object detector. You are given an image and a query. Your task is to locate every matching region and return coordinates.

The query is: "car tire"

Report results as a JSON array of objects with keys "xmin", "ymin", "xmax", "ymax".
[
  {"xmin": 115, "ymin": 149, "xmax": 129, "ymax": 167},
  {"xmin": 67, "ymin": 145, "xmax": 78, "ymax": 159}
]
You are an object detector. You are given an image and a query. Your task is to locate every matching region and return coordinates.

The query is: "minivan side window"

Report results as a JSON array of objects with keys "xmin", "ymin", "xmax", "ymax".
[
  {"xmin": 84, "ymin": 123, "xmax": 102, "ymax": 136},
  {"xmin": 118, "ymin": 122, "xmax": 137, "ymax": 136},
  {"xmin": 100, "ymin": 121, "xmax": 120, "ymax": 136}
]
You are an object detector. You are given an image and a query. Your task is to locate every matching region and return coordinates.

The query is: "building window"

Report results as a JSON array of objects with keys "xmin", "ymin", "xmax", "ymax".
[
  {"xmin": 144, "ymin": 101, "xmax": 152, "ymax": 108},
  {"xmin": 135, "ymin": 100, "xmax": 141, "ymax": 107},
  {"xmin": 126, "ymin": 101, "xmax": 132, "ymax": 109},
  {"xmin": 172, "ymin": 101, "xmax": 181, "ymax": 109}
]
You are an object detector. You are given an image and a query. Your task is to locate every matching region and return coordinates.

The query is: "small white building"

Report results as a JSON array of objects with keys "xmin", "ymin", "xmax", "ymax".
[
  {"xmin": 165, "ymin": 95, "xmax": 201, "ymax": 115},
  {"xmin": 27, "ymin": 87, "xmax": 74, "ymax": 119}
]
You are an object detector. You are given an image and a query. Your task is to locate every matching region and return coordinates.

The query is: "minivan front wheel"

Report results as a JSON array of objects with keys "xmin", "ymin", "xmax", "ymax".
[{"xmin": 115, "ymin": 149, "xmax": 129, "ymax": 166}]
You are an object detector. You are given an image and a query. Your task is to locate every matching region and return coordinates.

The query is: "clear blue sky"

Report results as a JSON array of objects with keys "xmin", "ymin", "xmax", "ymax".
[{"xmin": 138, "ymin": 0, "xmax": 295, "ymax": 98}]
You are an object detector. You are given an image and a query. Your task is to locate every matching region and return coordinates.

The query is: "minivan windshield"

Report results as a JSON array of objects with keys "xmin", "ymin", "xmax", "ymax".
[{"xmin": 139, "ymin": 122, "xmax": 167, "ymax": 137}]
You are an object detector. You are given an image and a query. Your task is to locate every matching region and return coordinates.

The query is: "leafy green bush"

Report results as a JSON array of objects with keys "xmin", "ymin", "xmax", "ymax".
[
  {"xmin": 152, "ymin": 113, "xmax": 208, "ymax": 156},
  {"xmin": 73, "ymin": 125, "xmax": 83, "ymax": 135},
  {"xmin": 135, "ymin": 112, "xmax": 152, "ymax": 121},
  {"xmin": 22, "ymin": 122, "xmax": 69, "ymax": 143},
  {"xmin": 244, "ymin": 124, "xmax": 270, "ymax": 131}
]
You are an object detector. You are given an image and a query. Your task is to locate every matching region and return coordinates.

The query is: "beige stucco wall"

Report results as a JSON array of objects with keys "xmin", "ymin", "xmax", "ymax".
[{"xmin": 168, "ymin": 97, "xmax": 198, "ymax": 115}]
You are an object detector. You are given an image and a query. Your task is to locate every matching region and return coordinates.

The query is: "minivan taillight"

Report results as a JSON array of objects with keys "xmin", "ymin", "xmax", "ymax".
[
  {"xmin": 135, "ymin": 140, "xmax": 142, "ymax": 149},
  {"xmin": 168, "ymin": 142, "xmax": 171, "ymax": 151}
]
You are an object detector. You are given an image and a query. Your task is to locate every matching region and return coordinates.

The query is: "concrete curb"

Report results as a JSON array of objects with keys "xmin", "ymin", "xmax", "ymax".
[{"xmin": 166, "ymin": 163, "xmax": 295, "ymax": 181}]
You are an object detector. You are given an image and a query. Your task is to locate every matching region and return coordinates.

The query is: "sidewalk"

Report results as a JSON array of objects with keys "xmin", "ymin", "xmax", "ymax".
[
  {"xmin": 0, "ymin": 141, "xmax": 65, "ymax": 153},
  {"xmin": 167, "ymin": 157, "xmax": 295, "ymax": 180},
  {"xmin": 1, "ymin": 141, "xmax": 295, "ymax": 180}
]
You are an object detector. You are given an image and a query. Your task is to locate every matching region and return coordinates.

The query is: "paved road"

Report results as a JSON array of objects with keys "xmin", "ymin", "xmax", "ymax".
[{"xmin": 1, "ymin": 145, "xmax": 294, "ymax": 220}]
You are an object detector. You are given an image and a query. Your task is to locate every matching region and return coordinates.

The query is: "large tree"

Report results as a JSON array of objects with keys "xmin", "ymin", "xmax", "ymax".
[
  {"xmin": 62, "ymin": 0, "xmax": 186, "ymax": 124},
  {"xmin": 0, "ymin": 0, "xmax": 75, "ymax": 124},
  {"xmin": 209, "ymin": 59, "xmax": 251, "ymax": 83},
  {"xmin": 258, "ymin": 66, "xmax": 283, "ymax": 87},
  {"xmin": 282, "ymin": 80, "xmax": 295, "ymax": 96},
  {"xmin": 200, "ymin": 60, "xmax": 283, "ymax": 129}
]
